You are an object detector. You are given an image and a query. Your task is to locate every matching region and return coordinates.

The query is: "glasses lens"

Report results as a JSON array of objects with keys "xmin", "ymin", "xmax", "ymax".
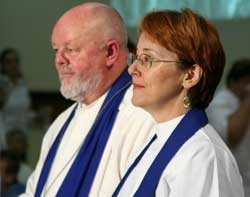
[{"xmin": 140, "ymin": 54, "xmax": 151, "ymax": 69}]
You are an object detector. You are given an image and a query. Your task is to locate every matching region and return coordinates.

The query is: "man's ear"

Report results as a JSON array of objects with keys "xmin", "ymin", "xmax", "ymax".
[
  {"xmin": 182, "ymin": 64, "xmax": 203, "ymax": 89},
  {"xmin": 106, "ymin": 39, "xmax": 119, "ymax": 67}
]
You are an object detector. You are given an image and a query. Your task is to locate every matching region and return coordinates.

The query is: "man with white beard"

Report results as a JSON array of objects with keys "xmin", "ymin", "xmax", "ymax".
[{"xmin": 20, "ymin": 2, "xmax": 155, "ymax": 197}]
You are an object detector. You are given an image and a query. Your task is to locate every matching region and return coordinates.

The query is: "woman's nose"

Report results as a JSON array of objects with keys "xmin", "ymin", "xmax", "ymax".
[{"xmin": 128, "ymin": 61, "xmax": 141, "ymax": 76}]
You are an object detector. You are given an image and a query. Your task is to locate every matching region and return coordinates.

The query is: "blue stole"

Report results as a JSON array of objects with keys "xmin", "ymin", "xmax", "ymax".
[
  {"xmin": 35, "ymin": 70, "xmax": 131, "ymax": 197},
  {"xmin": 113, "ymin": 108, "xmax": 208, "ymax": 197}
]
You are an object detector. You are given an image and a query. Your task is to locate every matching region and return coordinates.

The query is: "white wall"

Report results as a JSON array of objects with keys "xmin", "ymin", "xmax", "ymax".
[{"xmin": 1, "ymin": 1, "xmax": 250, "ymax": 91}]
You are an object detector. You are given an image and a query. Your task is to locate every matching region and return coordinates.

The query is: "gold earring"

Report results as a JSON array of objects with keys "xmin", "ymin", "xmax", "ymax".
[{"xmin": 183, "ymin": 96, "xmax": 191, "ymax": 109}]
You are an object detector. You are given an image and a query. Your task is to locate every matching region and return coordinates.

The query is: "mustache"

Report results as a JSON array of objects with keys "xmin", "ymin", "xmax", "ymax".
[{"xmin": 58, "ymin": 65, "xmax": 74, "ymax": 73}]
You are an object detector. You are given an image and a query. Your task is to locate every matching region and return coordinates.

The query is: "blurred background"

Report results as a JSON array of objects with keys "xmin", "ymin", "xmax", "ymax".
[
  {"xmin": 1, "ymin": 0, "xmax": 250, "ymax": 92},
  {"xmin": 0, "ymin": 0, "xmax": 250, "ymax": 193}
]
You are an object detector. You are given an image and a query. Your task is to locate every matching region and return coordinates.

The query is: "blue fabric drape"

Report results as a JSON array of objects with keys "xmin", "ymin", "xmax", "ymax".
[
  {"xmin": 113, "ymin": 108, "xmax": 208, "ymax": 197},
  {"xmin": 35, "ymin": 70, "xmax": 131, "ymax": 197}
]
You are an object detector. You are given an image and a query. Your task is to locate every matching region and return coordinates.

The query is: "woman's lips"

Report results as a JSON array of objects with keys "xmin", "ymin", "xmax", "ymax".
[{"xmin": 133, "ymin": 83, "xmax": 144, "ymax": 89}]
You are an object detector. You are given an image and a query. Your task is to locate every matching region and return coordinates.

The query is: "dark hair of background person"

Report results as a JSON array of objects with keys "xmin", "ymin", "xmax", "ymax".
[
  {"xmin": 138, "ymin": 8, "xmax": 225, "ymax": 109},
  {"xmin": 0, "ymin": 149, "xmax": 20, "ymax": 179},
  {"xmin": 226, "ymin": 58, "xmax": 250, "ymax": 87},
  {"xmin": 0, "ymin": 48, "xmax": 22, "ymax": 78},
  {"xmin": 5, "ymin": 129, "xmax": 28, "ymax": 162}
]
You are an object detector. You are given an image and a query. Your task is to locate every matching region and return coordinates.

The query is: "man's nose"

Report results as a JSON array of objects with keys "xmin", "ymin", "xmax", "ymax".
[{"xmin": 55, "ymin": 50, "xmax": 69, "ymax": 66}]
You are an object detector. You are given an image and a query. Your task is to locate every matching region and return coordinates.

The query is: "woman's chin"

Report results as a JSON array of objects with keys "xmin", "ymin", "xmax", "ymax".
[{"xmin": 132, "ymin": 98, "xmax": 147, "ymax": 109}]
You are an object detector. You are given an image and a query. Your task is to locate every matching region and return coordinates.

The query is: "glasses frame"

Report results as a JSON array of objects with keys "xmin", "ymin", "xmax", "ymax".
[{"xmin": 128, "ymin": 53, "xmax": 184, "ymax": 70}]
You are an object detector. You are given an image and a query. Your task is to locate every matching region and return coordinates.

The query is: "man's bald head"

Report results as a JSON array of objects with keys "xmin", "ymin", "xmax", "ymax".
[{"xmin": 53, "ymin": 2, "xmax": 127, "ymax": 49}]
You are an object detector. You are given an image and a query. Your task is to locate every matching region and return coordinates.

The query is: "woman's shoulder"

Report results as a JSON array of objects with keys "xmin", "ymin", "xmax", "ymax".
[
  {"xmin": 182, "ymin": 124, "xmax": 235, "ymax": 161},
  {"xmin": 165, "ymin": 124, "xmax": 239, "ymax": 177}
]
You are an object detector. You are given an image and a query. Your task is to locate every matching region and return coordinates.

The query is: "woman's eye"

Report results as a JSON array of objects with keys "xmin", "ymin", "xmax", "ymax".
[
  {"xmin": 142, "ymin": 55, "xmax": 151, "ymax": 63},
  {"xmin": 144, "ymin": 57, "xmax": 150, "ymax": 62}
]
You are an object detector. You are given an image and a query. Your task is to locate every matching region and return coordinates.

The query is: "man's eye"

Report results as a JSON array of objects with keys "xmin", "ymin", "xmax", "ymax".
[{"xmin": 66, "ymin": 48, "xmax": 74, "ymax": 52}]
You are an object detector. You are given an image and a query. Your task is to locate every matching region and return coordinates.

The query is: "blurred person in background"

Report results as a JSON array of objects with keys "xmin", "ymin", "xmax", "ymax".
[
  {"xmin": 5, "ymin": 129, "xmax": 33, "ymax": 186},
  {"xmin": 0, "ymin": 150, "xmax": 25, "ymax": 197},
  {"xmin": 0, "ymin": 48, "xmax": 33, "ymax": 132},
  {"xmin": 207, "ymin": 58, "xmax": 250, "ymax": 196},
  {"xmin": 0, "ymin": 75, "xmax": 9, "ymax": 149}
]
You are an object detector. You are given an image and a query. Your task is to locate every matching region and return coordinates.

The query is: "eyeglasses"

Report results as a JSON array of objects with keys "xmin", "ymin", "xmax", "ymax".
[{"xmin": 128, "ymin": 53, "xmax": 184, "ymax": 70}]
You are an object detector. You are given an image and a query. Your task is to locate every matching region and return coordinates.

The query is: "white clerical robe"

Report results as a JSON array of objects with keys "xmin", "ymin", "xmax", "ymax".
[
  {"xmin": 20, "ymin": 86, "xmax": 156, "ymax": 197},
  {"xmin": 117, "ymin": 116, "xmax": 244, "ymax": 197}
]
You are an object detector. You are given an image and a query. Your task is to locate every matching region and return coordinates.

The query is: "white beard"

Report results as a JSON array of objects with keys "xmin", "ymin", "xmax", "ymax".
[{"xmin": 60, "ymin": 71, "xmax": 103, "ymax": 102}]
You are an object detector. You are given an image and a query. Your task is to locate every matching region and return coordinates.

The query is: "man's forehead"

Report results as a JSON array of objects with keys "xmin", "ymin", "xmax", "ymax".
[{"xmin": 52, "ymin": 25, "xmax": 97, "ymax": 42}]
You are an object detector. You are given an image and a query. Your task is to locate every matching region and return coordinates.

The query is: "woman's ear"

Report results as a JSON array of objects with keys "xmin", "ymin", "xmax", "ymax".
[
  {"xmin": 106, "ymin": 39, "xmax": 120, "ymax": 67},
  {"xmin": 182, "ymin": 64, "xmax": 203, "ymax": 89}
]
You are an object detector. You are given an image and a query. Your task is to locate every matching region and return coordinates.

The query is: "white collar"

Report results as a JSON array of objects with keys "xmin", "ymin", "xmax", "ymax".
[{"xmin": 155, "ymin": 115, "xmax": 184, "ymax": 140}]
